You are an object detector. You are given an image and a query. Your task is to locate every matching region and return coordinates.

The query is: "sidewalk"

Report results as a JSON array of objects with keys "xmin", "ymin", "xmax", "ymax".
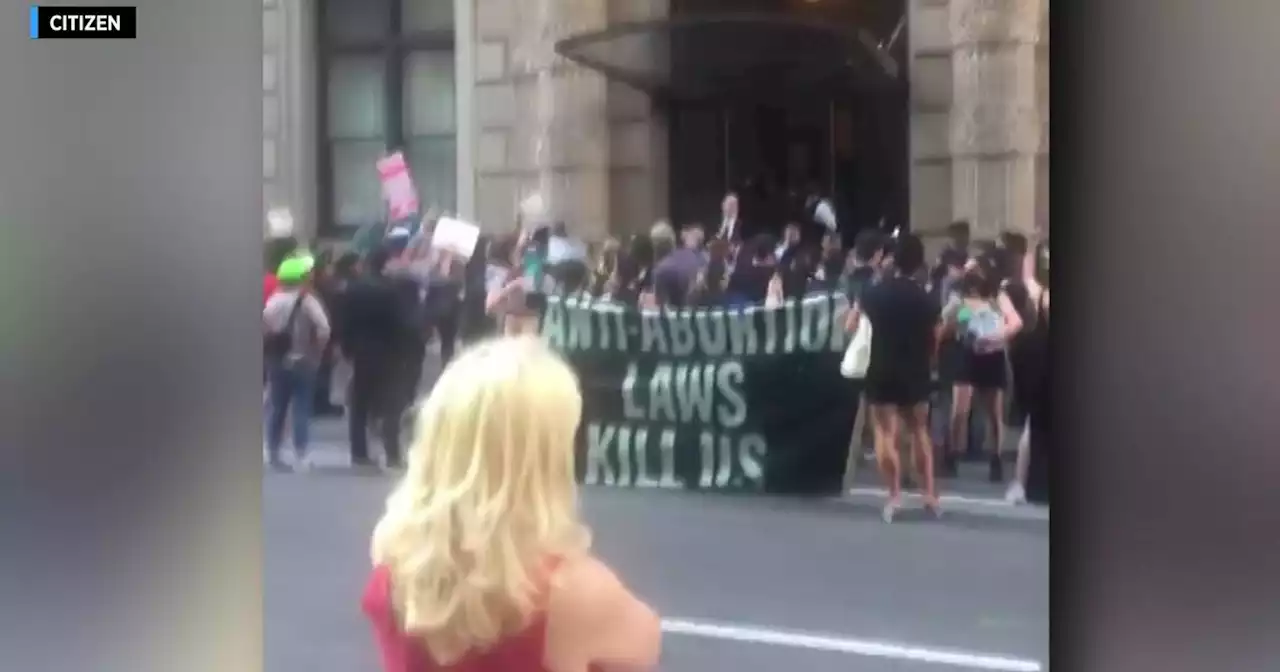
[{"xmin": 290, "ymin": 418, "xmax": 1043, "ymax": 517}]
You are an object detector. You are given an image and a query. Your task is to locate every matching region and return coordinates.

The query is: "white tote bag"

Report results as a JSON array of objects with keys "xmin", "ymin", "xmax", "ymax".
[{"xmin": 840, "ymin": 315, "xmax": 873, "ymax": 379}]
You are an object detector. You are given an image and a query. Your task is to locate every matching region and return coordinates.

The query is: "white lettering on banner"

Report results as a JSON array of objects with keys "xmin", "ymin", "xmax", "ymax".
[
  {"xmin": 567, "ymin": 300, "xmax": 594, "ymax": 349},
  {"xmin": 647, "ymin": 365, "xmax": 679, "ymax": 423},
  {"xmin": 585, "ymin": 422, "xmax": 617, "ymax": 486},
  {"xmin": 595, "ymin": 306, "xmax": 627, "ymax": 351},
  {"xmin": 699, "ymin": 431, "xmax": 767, "ymax": 488},
  {"xmin": 728, "ymin": 308, "xmax": 759, "ymax": 356},
  {"xmin": 543, "ymin": 299, "xmax": 567, "ymax": 348},
  {"xmin": 668, "ymin": 309, "xmax": 697, "ymax": 356},
  {"xmin": 672, "ymin": 364, "xmax": 715, "ymax": 423},
  {"xmin": 640, "ymin": 311, "xmax": 669, "ymax": 353},
  {"xmin": 621, "ymin": 363, "xmax": 644, "ymax": 419},
  {"xmin": 547, "ymin": 296, "xmax": 853, "ymax": 491},
  {"xmin": 800, "ymin": 299, "xmax": 829, "ymax": 352},
  {"xmin": 695, "ymin": 309, "xmax": 728, "ymax": 357},
  {"xmin": 545, "ymin": 296, "xmax": 849, "ymax": 355},
  {"xmin": 784, "ymin": 301, "xmax": 799, "ymax": 353},
  {"xmin": 584, "ymin": 420, "xmax": 681, "ymax": 488},
  {"xmin": 762, "ymin": 305, "xmax": 779, "ymax": 354}
]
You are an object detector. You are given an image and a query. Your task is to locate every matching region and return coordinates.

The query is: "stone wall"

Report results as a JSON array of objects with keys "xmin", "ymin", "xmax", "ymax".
[
  {"xmin": 468, "ymin": 0, "xmax": 668, "ymax": 240},
  {"xmin": 907, "ymin": 0, "xmax": 1047, "ymax": 246},
  {"xmin": 263, "ymin": 0, "xmax": 318, "ymax": 241}
]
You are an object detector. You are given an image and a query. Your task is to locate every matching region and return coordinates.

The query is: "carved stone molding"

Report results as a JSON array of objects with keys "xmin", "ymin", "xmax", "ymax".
[
  {"xmin": 950, "ymin": 100, "xmax": 1041, "ymax": 156},
  {"xmin": 950, "ymin": 0, "xmax": 1042, "ymax": 48},
  {"xmin": 951, "ymin": 156, "xmax": 1037, "ymax": 234}
]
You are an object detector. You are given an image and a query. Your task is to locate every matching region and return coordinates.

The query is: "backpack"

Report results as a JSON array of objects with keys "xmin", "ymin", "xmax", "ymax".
[
  {"xmin": 958, "ymin": 302, "xmax": 1003, "ymax": 351},
  {"xmin": 264, "ymin": 294, "xmax": 306, "ymax": 362}
]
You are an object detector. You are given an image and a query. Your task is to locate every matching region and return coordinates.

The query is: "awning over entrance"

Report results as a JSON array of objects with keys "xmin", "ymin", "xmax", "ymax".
[{"xmin": 555, "ymin": 14, "xmax": 901, "ymax": 102}]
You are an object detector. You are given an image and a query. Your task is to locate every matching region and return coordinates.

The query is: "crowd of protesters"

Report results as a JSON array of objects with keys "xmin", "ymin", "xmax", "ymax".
[{"xmin": 261, "ymin": 193, "xmax": 1049, "ymax": 515}]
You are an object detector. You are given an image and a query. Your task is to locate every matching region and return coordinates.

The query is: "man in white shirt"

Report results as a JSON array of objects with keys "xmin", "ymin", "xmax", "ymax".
[{"xmin": 807, "ymin": 193, "xmax": 838, "ymax": 234}]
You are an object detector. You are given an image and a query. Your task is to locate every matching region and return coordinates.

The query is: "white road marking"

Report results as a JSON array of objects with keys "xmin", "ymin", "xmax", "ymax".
[{"xmin": 661, "ymin": 618, "xmax": 1042, "ymax": 671}]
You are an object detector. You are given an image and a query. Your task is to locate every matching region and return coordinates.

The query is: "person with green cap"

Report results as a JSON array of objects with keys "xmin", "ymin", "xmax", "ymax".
[{"xmin": 263, "ymin": 253, "xmax": 331, "ymax": 471}]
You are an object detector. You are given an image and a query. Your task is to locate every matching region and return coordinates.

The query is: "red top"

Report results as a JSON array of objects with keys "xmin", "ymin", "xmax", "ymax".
[
  {"xmin": 363, "ymin": 565, "xmax": 583, "ymax": 672},
  {"xmin": 264, "ymin": 273, "xmax": 279, "ymax": 305}
]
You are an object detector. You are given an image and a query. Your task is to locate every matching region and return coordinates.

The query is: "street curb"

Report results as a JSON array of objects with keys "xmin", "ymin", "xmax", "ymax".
[
  {"xmin": 267, "ymin": 446, "xmax": 1050, "ymax": 523},
  {"xmin": 835, "ymin": 487, "xmax": 1049, "ymax": 523}
]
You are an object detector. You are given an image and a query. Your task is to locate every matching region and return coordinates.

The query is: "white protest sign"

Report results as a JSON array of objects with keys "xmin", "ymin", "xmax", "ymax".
[
  {"xmin": 519, "ymin": 192, "xmax": 547, "ymax": 227},
  {"xmin": 265, "ymin": 208, "xmax": 294, "ymax": 238},
  {"xmin": 548, "ymin": 235, "xmax": 587, "ymax": 264},
  {"xmin": 376, "ymin": 151, "xmax": 419, "ymax": 221},
  {"xmin": 431, "ymin": 216, "xmax": 481, "ymax": 259}
]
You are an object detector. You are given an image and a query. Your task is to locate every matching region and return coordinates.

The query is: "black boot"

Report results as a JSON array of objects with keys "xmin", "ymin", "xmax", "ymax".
[{"xmin": 988, "ymin": 454, "xmax": 1004, "ymax": 483}]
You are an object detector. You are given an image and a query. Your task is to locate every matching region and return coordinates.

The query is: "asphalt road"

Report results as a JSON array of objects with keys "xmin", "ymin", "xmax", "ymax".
[{"xmin": 265, "ymin": 472, "xmax": 1048, "ymax": 672}]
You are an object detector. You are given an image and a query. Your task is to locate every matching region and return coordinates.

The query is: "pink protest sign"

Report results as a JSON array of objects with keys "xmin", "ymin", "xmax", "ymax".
[{"xmin": 376, "ymin": 151, "xmax": 419, "ymax": 220}]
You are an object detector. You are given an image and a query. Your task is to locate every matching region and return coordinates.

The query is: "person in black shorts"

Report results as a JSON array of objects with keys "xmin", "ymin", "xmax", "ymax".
[
  {"xmin": 942, "ymin": 253, "xmax": 1024, "ymax": 481},
  {"xmin": 853, "ymin": 233, "xmax": 941, "ymax": 521}
]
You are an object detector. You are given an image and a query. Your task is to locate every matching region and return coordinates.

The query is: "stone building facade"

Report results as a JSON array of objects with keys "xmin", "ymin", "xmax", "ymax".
[{"xmin": 264, "ymin": 0, "xmax": 1047, "ymax": 243}]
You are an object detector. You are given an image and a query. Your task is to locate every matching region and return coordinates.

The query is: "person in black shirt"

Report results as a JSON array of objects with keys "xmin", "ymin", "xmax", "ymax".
[
  {"xmin": 850, "ymin": 233, "xmax": 941, "ymax": 521},
  {"xmin": 339, "ymin": 247, "xmax": 420, "ymax": 469},
  {"xmin": 725, "ymin": 234, "xmax": 776, "ymax": 306},
  {"xmin": 997, "ymin": 233, "xmax": 1049, "ymax": 504}
]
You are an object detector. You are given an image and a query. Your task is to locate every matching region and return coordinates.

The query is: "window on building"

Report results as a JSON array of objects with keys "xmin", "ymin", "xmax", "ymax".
[{"xmin": 319, "ymin": 0, "xmax": 456, "ymax": 232}]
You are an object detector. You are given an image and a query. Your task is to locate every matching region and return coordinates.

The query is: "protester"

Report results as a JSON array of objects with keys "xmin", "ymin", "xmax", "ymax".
[
  {"xmin": 263, "ymin": 254, "xmax": 331, "ymax": 471},
  {"xmin": 839, "ymin": 228, "xmax": 887, "ymax": 489},
  {"xmin": 423, "ymin": 248, "xmax": 464, "ymax": 365},
  {"xmin": 1023, "ymin": 241, "xmax": 1050, "ymax": 505},
  {"xmin": 263, "ymin": 236, "xmax": 300, "ymax": 306},
  {"xmin": 590, "ymin": 237, "xmax": 621, "ymax": 297},
  {"xmin": 610, "ymin": 234, "xmax": 654, "ymax": 307},
  {"xmin": 774, "ymin": 221, "xmax": 803, "ymax": 264},
  {"xmin": 716, "ymin": 191, "xmax": 742, "ymax": 243},
  {"xmin": 725, "ymin": 234, "xmax": 776, "ymax": 307},
  {"xmin": 651, "ymin": 225, "xmax": 706, "ymax": 307},
  {"xmin": 363, "ymin": 337, "xmax": 661, "ymax": 671},
  {"xmin": 941, "ymin": 252, "xmax": 1023, "ymax": 481},
  {"xmin": 339, "ymin": 247, "xmax": 416, "ymax": 469},
  {"xmin": 689, "ymin": 237, "xmax": 731, "ymax": 307},
  {"xmin": 458, "ymin": 235, "xmax": 495, "ymax": 345},
  {"xmin": 484, "ymin": 232, "xmax": 540, "ymax": 336},
  {"xmin": 810, "ymin": 231, "xmax": 846, "ymax": 292},
  {"xmin": 1003, "ymin": 235, "xmax": 1050, "ymax": 505},
  {"xmin": 847, "ymin": 233, "xmax": 940, "ymax": 521}
]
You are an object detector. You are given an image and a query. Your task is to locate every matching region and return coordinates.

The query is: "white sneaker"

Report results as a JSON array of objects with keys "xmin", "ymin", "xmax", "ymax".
[
  {"xmin": 882, "ymin": 500, "xmax": 899, "ymax": 523},
  {"xmin": 1005, "ymin": 482, "xmax": 1027, "ymax": 504},
  {"xmin": 294, "ymin": 453, "xmax": 315, "ymax": 473}
]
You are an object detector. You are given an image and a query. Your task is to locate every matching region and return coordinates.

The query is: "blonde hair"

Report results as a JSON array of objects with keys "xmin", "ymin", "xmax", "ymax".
[{"xmin": 371, "ymin": 337, "xmax": 591, "ymax": 664}]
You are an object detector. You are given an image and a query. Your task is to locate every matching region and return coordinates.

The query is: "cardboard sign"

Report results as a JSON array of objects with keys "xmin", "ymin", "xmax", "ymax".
[
  {"xmin": 376, "ymin": 152, "xmax": 419, "ymax": 221},
  {"xmin": 431, "ymin": 216, "xmax": 481, "ymax": 259}
]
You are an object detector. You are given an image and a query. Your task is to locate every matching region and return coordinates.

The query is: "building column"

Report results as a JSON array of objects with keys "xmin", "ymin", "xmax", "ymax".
[
  {"xmin": 949, "ymin": 0, "xmax": 1042, "ymax": 238},
  {"xmin": 263, "ymin": 0, "xmax": 317, "ymax": 242},
  {"xmin": 471, "ymin": 0, "xmax": 610, "ymax": 238}
]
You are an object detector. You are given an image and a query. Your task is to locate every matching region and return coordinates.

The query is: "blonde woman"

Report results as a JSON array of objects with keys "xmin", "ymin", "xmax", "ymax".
[{"xmin": 362, "ymin": 338, "xmax": 661, "ymax": 672}]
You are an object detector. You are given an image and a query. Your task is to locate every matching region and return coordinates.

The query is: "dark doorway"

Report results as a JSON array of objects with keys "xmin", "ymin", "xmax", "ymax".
[
  {"xmin": 555, "ymin": 1, "xmax": 906, "ymax": 242},
  {"xmin": 666, "ymin": 0, "xmax": 906, "ymax": 241}
]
